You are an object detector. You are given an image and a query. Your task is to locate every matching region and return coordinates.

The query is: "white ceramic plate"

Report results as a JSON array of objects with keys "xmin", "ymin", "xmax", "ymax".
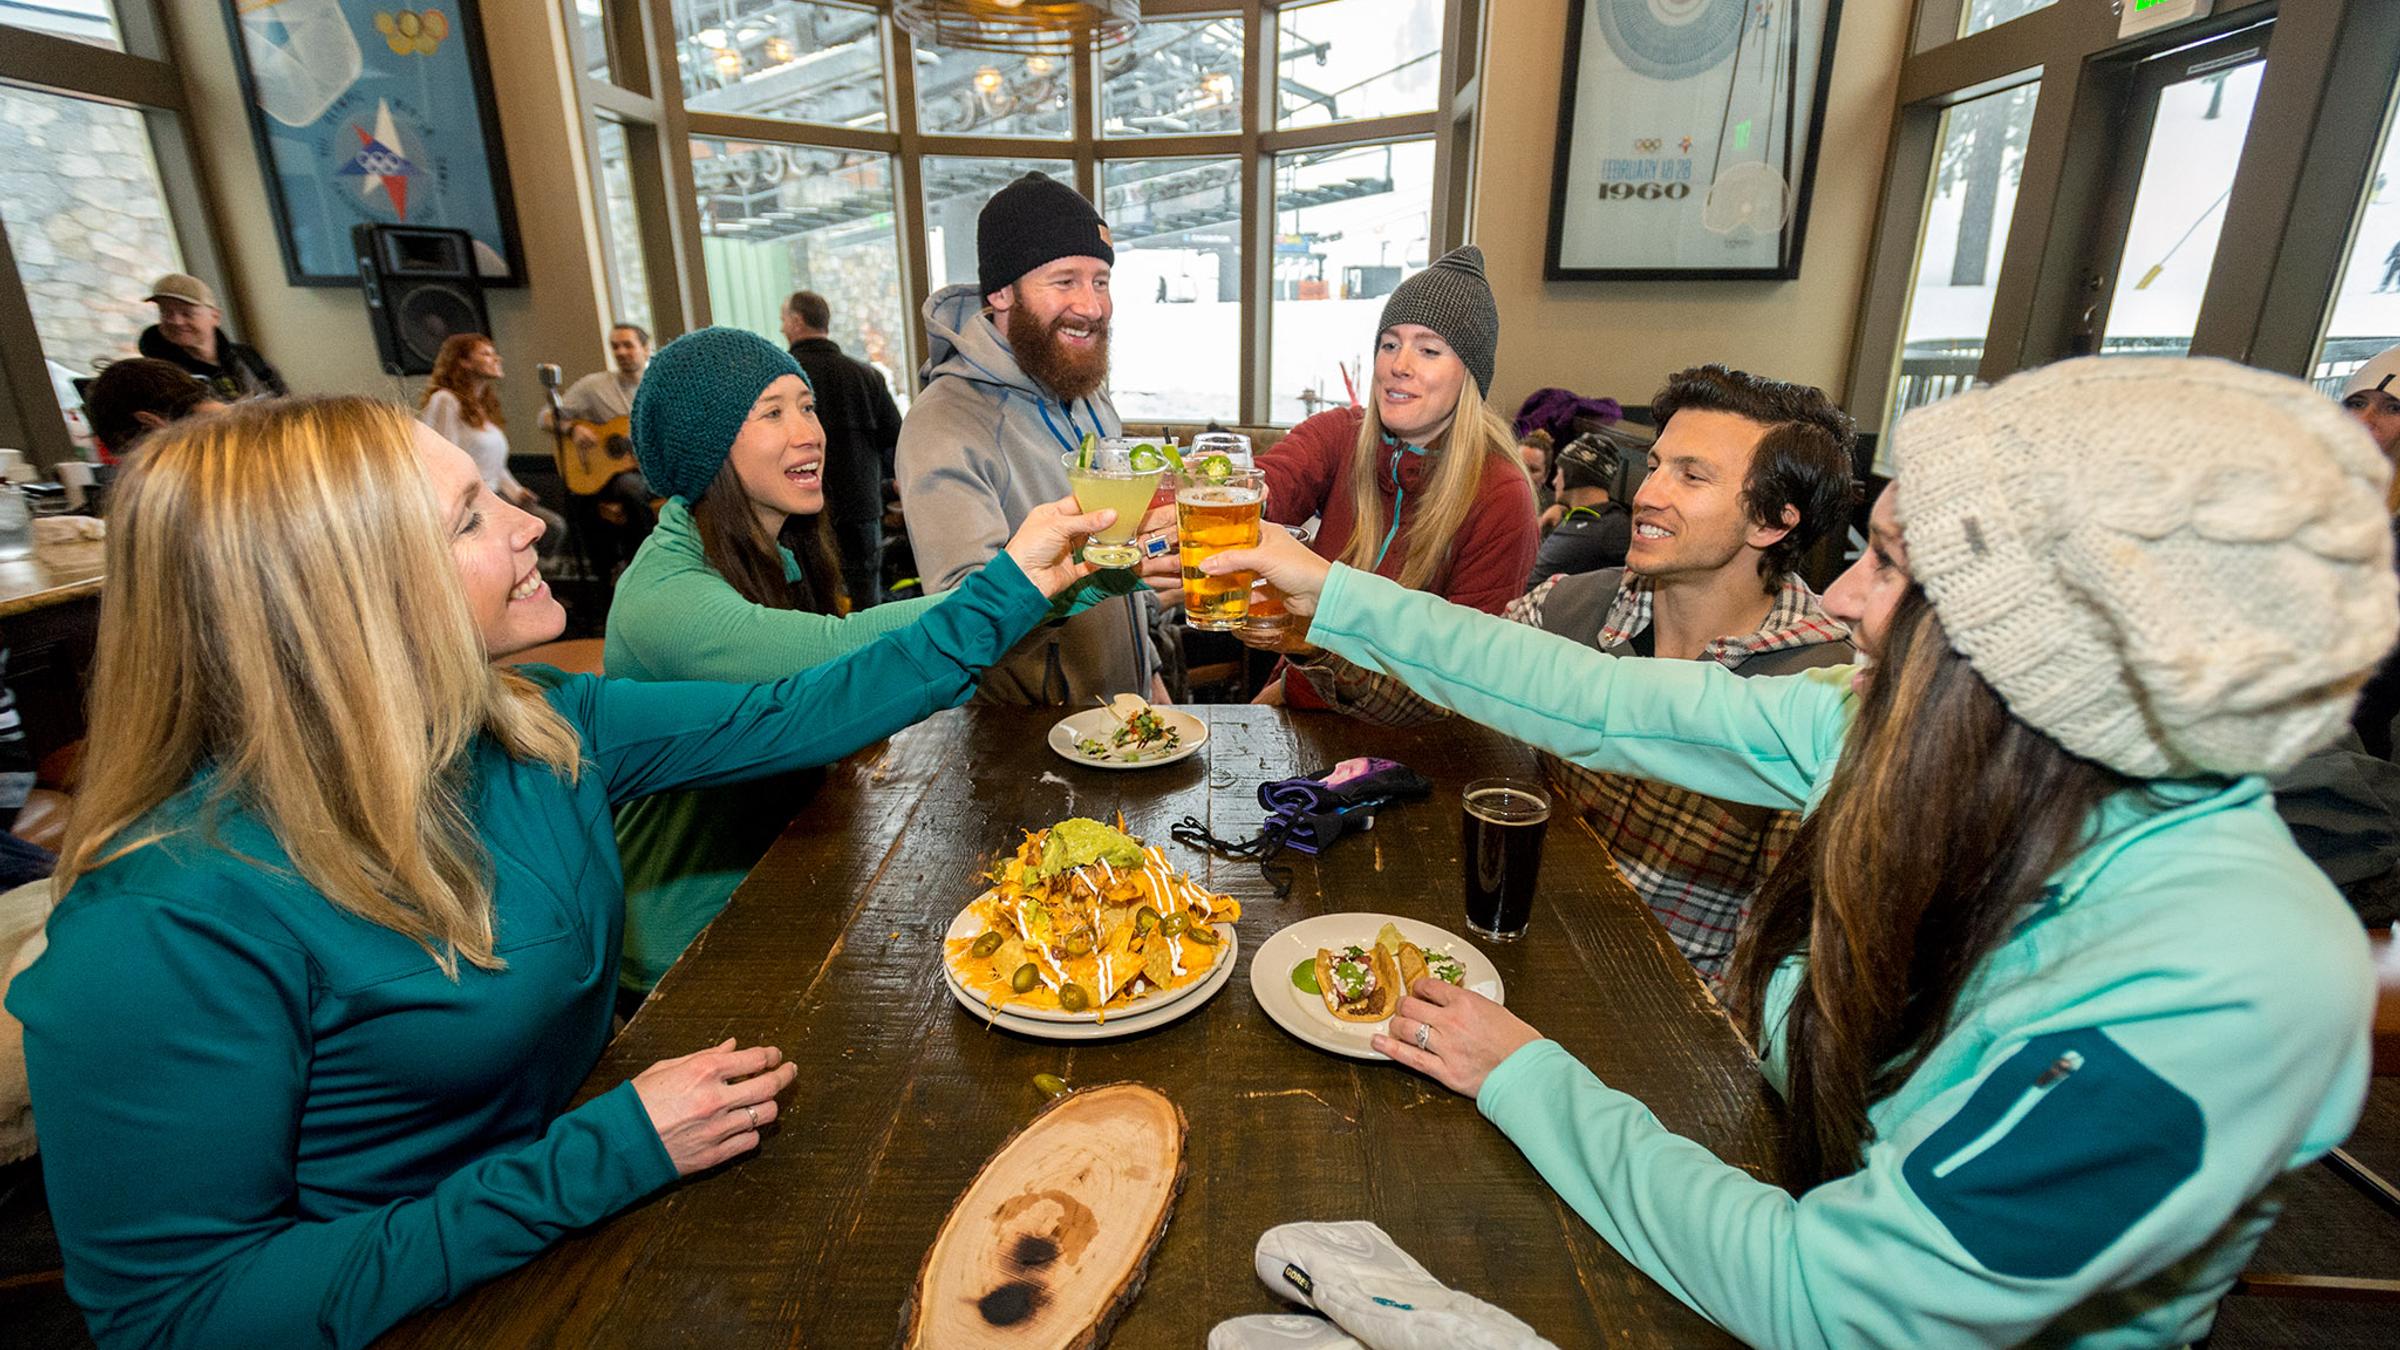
[
  {"xmin": 944, "ymin": 897, "xmax": 1234, "ymax": 1024},
  {"xmin": 944, "ymin": 925, "xmax": 1239, "ymax": 1041},
  {"xmin": 1046, "ymin": 705, "xmax": 1208, "ymax": 770},
  {"xmin": 1248, "ymin": 913, "xmax": 1505, "ymax": 1061}
]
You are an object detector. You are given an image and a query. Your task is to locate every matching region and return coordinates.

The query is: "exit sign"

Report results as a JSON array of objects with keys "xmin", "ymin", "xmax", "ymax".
[{"xmin": 2121, "ymin": 0, "xmax": 2214, "ymax": 39}]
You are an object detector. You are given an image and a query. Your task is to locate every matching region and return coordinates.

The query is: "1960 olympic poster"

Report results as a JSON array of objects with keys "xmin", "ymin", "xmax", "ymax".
[{"xmin": 1546, "ymin": 0, "xmax": 1842, "ymax": 280}]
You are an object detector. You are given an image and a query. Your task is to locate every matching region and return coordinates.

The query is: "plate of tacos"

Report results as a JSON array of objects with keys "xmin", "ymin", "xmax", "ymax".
[
  {"xmin": 1247, "ymin": 912, "xmax": 1505, "ymax": 1060},
  {"xmin": 943, "ymin": 817, "xmax": 1242, "ymax": 1035}
]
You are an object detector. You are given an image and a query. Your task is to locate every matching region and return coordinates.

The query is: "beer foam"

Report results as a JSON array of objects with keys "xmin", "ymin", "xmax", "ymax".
[{"xmin": 1175, "ymin": 485, "xmax": 1263, "ymax": 507}]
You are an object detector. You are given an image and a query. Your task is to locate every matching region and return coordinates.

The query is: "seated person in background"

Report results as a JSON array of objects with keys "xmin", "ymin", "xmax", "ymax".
[
  {"xmin": 419, "ymin": 333, "xmax": 565, "ymax": 558},
  {"xmin": 542, "ymin": 322, "xmax": 658, "ymax": 579},
  {"xmin": 1314, "ymin": 365, "xmax": 1855, "ymax": 983},
  {"xmin": 6, "ymin": 396, "xmax": 1117, "ymax": 1349},
  {"xmin": 1208, "ymin": 357, "xmax": 2388, "ymax": 1349},
  {"xmin": 1246, "ymin": 245, "xmax": 1538, "ymax": 706},
  {"xmin": 1518, "ymin": 427, "xmax": 1555, "ymax": 515},
  {"xmin": 1523, "ymin": 434, "xmax": 1633, "ymax": 591},
  {"xmin": 136, "ymin": 273, "xmax": 286, "ymax": 400},
  {"xmin": 81, "ymin": 357, "xmax": 225, "ymax": 460}
]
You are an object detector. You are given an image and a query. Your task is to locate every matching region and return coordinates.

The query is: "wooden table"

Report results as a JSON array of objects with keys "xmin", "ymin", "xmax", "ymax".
[
  {"xmin": 0, "ymin": 547, "xmax": 102, "ymax": 621},
  {"xmin": 386, "ymin": 707, "xmax": 1785, "ymax": 1348}
]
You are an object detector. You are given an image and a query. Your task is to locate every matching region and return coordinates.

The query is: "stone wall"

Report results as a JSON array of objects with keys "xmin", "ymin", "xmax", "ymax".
[{"xmin": 0, "ymin": 86, "xmax": 184, "ymax": 379}]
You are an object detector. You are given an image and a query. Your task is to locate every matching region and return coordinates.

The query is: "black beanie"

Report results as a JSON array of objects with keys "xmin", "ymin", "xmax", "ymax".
[{"xmin": 977, "ymin": 172, "xmax": 1115, "ymax": 299}]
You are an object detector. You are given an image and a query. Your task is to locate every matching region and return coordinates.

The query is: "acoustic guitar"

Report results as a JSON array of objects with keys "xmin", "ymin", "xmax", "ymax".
[{"xmin": 554, "ymin": 415, "xmax": 637, "ymax": 496}]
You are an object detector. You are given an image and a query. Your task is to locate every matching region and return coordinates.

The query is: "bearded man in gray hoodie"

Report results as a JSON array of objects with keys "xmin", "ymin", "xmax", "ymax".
[{"xmin": 897, "ymin": 172, "xmax": 1176, "ymax": 705}]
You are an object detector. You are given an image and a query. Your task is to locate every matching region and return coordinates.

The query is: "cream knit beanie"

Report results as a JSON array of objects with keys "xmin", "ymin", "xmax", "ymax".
[{"xmin": 1892, "ymin": 356, "xmax": 2398, "ymax": 779}]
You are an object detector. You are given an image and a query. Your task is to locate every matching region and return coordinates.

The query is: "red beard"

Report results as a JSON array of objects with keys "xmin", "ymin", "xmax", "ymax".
[{"xmin": 1007, "ymin": 301, "xmax": 1110, "ymax": 402}]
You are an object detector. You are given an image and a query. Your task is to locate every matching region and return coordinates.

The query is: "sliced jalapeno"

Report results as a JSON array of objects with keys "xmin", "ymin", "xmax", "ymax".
[
  {"xmin": 1010, "ymin": 963, "xmax": 1040, "ymax": 994},
  {"xmin": 1134, "ymin": 905, "xmax": 1160, "ymax": 934},
  {"xmin": 1159, "ymin": 911, "xmax": 1189, "ymax": 938},
  {"xmin": 970, "ymin": 930, "xmax": 1004, "ymax": 959},
  {"xmin": 1057, "ymin": 982, "xmax": 1090, "ymax": 1012}
]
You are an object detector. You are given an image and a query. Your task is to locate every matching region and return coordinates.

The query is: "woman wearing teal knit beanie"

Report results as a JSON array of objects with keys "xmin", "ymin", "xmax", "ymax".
[{"xmin": 604, "ymin": 325, "xmax": 1105, "ymax": 1001}]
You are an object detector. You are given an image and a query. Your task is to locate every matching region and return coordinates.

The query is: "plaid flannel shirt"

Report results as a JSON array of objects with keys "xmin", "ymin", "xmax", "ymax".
[{"xmin": 1297, "ymin": 571, "xmax": 1852, "ymax": 984}]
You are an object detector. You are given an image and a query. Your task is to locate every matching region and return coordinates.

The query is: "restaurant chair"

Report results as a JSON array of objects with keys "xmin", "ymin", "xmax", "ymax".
[{"xmin": 500, "ymin": 639, "xmax": 605, "ymax": 676}]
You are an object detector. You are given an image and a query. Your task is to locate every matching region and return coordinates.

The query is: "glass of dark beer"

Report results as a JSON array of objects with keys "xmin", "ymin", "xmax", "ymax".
[{"xmin": 1462, "ymin": 777, "xmax": 1550, "ymax": 941}]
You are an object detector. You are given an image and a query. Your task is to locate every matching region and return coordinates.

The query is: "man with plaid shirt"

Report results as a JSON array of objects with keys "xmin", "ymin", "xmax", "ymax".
[{"xmin": 1292, "ymin": 365, "xmax": 1856, "ymax": 983}]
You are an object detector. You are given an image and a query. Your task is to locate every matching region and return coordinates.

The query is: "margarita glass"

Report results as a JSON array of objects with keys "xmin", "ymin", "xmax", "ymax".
[{"xmin": 1062, "ymin": 438, "xmax": 1172, "ymax": 568}]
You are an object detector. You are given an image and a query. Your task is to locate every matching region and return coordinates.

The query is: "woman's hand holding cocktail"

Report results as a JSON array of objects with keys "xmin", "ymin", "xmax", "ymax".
[
  {"xmin": 1200, "ymin": 525, "xmax": 1331, "ymax": 617},
  {"xmin": 1003, "ymin": 495, "xmax": 1117, "ymax": 597}
]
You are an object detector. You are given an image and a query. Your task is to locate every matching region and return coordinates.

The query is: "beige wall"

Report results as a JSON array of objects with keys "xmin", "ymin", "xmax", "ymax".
[
  {"xmin": 160, "ymin": 0, "xmax": 616, "ymax": 439},
  {"xmin": 1471, "ymin": 0, "xmax": 1909, "ymax": 414}
]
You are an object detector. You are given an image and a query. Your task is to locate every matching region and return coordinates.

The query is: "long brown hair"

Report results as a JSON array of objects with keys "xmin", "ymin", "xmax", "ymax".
[
  {"xmin": 421, "ymin": 333, "xmax": 504, "ymax": 429},
  {"xmin": 689, "ymin": 458, "xmax": 847, "ymax": 612},
  {"xmin": 1334, "ymin": 375, "xmax": 1519, "ymax": 591},
  {"xmin": 1725, "ymin": 586, "xmax": 2136, "ymax": 1185},
  {"xmin": 57, "ymin": 397, "xmax": 583, "ymax": 976}
]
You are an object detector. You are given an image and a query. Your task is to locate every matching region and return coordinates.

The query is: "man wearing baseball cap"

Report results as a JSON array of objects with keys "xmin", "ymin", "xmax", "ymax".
[
  {"xmin": 136, "ymin": 273, "xmax": 288, "ymax": 401},
  {"xmin": 895, "ymin": 171, "xmax": 1175, "ymax": 705},
  {"xmin": 1523, "ymin": 434, "xmax": 1633, "ymax": 592}
]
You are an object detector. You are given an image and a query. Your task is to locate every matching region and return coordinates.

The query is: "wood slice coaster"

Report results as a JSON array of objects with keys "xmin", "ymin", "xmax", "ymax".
[{"xmin": 902, "ymin": 1083, "xmax": 1188, "ymax": 1349}]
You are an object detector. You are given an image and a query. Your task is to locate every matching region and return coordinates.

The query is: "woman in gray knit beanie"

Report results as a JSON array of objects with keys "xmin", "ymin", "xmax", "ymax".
[
  {"xmin": 1203, "ymin": 356, "xmax": 2394, "ymax": 1346},
  {"xmin": 1242, "ymin": 245, "xmax": 1539, "ymax": 705}
]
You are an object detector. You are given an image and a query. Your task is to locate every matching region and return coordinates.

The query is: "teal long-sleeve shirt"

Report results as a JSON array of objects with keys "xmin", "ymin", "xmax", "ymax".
[
  {"xmin": 1308, "ymin": 563, "xmax": 2377, "ymax": 1348},
  {"xmin": 7, "ymin": 555, "xmax": 1051, "ymax": 1350}
]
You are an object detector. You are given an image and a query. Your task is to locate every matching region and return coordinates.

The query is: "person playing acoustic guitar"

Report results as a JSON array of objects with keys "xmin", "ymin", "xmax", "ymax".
[{"xmin": 541, "ymin": 322, "xmax": 658, "ymax": 578}]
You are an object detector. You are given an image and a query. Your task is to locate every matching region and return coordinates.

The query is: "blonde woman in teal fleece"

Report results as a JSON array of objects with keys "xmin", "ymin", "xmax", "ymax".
[
  {"xmin": 607, "ymin": 327, "xmax": 1172, "ymax": 996},
  {"xmin": 1205, "ymin": 358, "xmax": 2394, "ymax": 1348},
  {"xmin": 8, "ymin": 397, "xmax": 1116, "ymax": 1349}
]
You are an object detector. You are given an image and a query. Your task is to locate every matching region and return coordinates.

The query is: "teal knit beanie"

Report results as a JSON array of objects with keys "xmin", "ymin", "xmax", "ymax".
[{"xmin": 630, "ymin": 327, "xmax": 811, "ymax": 501}]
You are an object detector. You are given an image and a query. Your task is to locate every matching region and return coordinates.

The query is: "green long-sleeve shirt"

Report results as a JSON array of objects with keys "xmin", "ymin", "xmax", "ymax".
[
  {"xmin": 1309, "ymin": 563, "xmax": 2376, "ymax": 1348},
  {"xmin": 8, "ymin": 555, "xmax": 1050, "ymax": 1350},
  {"xmin": 605, "ymin": 497, "xmax": 943, "ymax": 992}
]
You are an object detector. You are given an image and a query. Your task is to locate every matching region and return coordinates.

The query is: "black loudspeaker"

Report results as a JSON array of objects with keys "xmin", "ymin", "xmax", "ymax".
[{"xmin": 351, "ymin": 225, "xmax": 488, "ymax": 376}]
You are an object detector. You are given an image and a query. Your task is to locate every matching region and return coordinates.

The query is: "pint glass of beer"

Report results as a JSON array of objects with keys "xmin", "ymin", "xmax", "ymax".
[
  {"xmin": 1462, "ymin": 778, "xmax": 1550, "ymax": 941},
  {"xmin": 1177, "ymin": 465, "xmax": 1265, "ymax": 631}
]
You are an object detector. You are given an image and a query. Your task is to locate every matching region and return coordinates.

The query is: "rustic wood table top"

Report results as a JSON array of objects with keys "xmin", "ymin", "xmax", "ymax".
[
  {"xmin": 0, "ymin": 547, "xmax": 101, "ymax": 620},
  {"xmin": 384, "ymin": 706, "xmax": 1784, "ymax": 1348}
]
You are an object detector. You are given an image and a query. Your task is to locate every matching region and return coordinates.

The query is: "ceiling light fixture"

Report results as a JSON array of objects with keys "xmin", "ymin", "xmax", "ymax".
[{"xmin": 894, "ymin": 0, "xmax": 1137, "ymax": 57}]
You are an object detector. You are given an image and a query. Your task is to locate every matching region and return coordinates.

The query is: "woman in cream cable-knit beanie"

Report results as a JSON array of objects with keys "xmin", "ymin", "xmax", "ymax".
[{"xmin": 1199, "ymin": 356, "xmax": 2396, "ymax": 1347}]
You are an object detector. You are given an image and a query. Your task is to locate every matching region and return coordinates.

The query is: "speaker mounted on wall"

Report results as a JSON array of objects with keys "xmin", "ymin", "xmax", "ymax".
[{"xmin": 352, "ymin": 225, "xmax": 490, "ymax": 377}]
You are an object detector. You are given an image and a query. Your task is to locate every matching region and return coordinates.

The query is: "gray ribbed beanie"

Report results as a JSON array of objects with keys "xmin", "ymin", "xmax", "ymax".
[
  {"xmin": 1893, "ymin": 356, "xmax": 2398, "ymax": 779},
  {"xmin": 1378, "ymin": 245, "xmax": 1498, "ymax": 396}
]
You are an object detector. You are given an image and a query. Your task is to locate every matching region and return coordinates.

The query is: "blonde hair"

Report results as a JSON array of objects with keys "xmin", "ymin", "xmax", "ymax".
[
  {"xmin": 57, "ymin": 396, "xmax": 582, "ymax": 975},
  {"xmin": 1335, "ymin": 376, "xmax": 1520, "ymax": 591}
]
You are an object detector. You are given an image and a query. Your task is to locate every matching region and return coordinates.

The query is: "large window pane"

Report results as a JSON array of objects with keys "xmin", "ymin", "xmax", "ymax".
[
  {"xmin": 2100, "ymin": 59, "xmax": 2264, "ymax": 360},
  {"xmin": 2313, "ymin": 81, "xmax": 2400, "ymax": 394},
  {"xmin": 691, "ymin": 138, "xmax": 908, "ymax": 390},
  {"xmin": 674, "ymin": 0, "xmax": 887, "ymax": 130},
  {"xmin": 1270, "ymin": 140, "xmax": 1435, "ymax": 425},
  {"xmin": 1962, "ymin": 0, "xmax": 2055, "ymax": 39},
  {"xmin": 575, "ymin": 0, "xmax": 613, "ymax": 82},
  {"xmin": 1102, "ymin": 17, "xmax": 1243, "ymax": 139},
  {"xmin": 0, "ymin": 87, "xmax": 183, "ymax": 430},
  {"xmin": 594, "ymin": 119, "xmax": 653, "ymax": 336},
  {"xmin": 920, "ymin": 155, "xmax": 1072, "ymax": 295},
  {"xmin": 912, "ymin": 38, "xmax": 1072, "ymax": 139},
  {"xmin": 1275, "ymin": 0, "xmax": 1440, "ymax": 131},
  {"xmin": 1886, "ymin": 82, "xmax": 2040, "ymax": 441},
  {"xmin": 1104, "ymin": 158, "xmax": 1241, "ymax": 422},
  {"xmin": 0, "ymin": 0, "xmax": 120, "ymax": 51}
]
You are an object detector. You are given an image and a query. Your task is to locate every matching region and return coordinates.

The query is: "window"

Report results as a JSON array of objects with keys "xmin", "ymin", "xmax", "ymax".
[
  {"xmin": 1886, "ymin": 82, "xmax": 2040, "ymax": 435},
  {"xmin": 921, "ymin": 155, "xmax": 1073, "ymax": 295},
  {"xmin": 2100, "ymin": 57, "xmax": 2265, "ymax": 360},
  {"xmin": 594, "ymin": 119, "xmax": 653, "ymax": 335},
  {"xmin": 2313, "ymin": 81, "xmax": 2400, "ymax": 391},
  {"xmin": 1270, "ymin": 139, "xmax": 1435, "ymax": 424},
  {"xmin": 0, "ymin": 0, "xmax": 121, "ymax": 51},
  {"xmin": 1961, "ymin": 0, "xmax": 2055, "ymax": 40},
  {"xmin": 1275, "ymin": 0, "xmax": 1441, "ymax": 130},
  {"xmin": 575, "ymin": 0, "xmax": 613, "ymax": 81},
  {"xmin": 913, "ymin": 39, "xmax": 1071, "ymax": 140},
  {"xmin": 1102, "ymin": 17, "xmax": 1243, "ymax": 139},
  {"xmin": 674, "ymin": 0, "xmax": 888, "ymax": 129},
  {"xmin": 1104, "ymin": 158, "xmax": 1242, "ymax": 421},
  {"xmin": 691, "ymin": 137, "xmax": 908, "ymax": 380},
  {"xmin": 0, "ymin": 86, "xmax": 184, "ymax": 422}
]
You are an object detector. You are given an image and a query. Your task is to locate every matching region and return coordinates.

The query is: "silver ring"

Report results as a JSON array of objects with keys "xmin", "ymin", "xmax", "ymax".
[
  {"xmin": 743, "ymin": 1104, "xmax": 759, "ymax": 1130},
  {"xmin": 1413, "ymin": 1021, "xmax": 1433, "ymax": 1052}
]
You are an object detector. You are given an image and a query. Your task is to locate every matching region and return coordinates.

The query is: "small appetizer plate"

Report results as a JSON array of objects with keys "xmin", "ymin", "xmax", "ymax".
[
  {"xmin": 1249, "ymin": 913, "xmax": 1506, "ymax": 1061},
  {"xmin": 1046, "ymin": 705, "xmax": 1209, "ymax": 771}
]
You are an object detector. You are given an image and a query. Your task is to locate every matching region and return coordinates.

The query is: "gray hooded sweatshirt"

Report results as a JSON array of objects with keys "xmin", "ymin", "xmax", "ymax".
[{"xmin": 897, "ymin": 284, "xmax": 1154, "ymax": 705}]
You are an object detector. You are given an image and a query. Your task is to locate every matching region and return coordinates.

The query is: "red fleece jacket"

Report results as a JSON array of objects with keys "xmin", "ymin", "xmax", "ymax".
[{"xmin": 1259, "ymin": 406, "xmax": 1539, "ymax": 707}]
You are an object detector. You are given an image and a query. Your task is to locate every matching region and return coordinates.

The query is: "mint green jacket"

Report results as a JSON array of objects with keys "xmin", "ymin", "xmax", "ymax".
[
  {"xmin": 605, "ymin": 497, "xmax": 943, "ymax": 992},
  {"xmin": 8, "ymin": 556, "xmax": 1050, "ymax": 1350},
  {"xmin": 1310, "ymin": 564, "xmax": 2376, "ymax": 1348}
]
